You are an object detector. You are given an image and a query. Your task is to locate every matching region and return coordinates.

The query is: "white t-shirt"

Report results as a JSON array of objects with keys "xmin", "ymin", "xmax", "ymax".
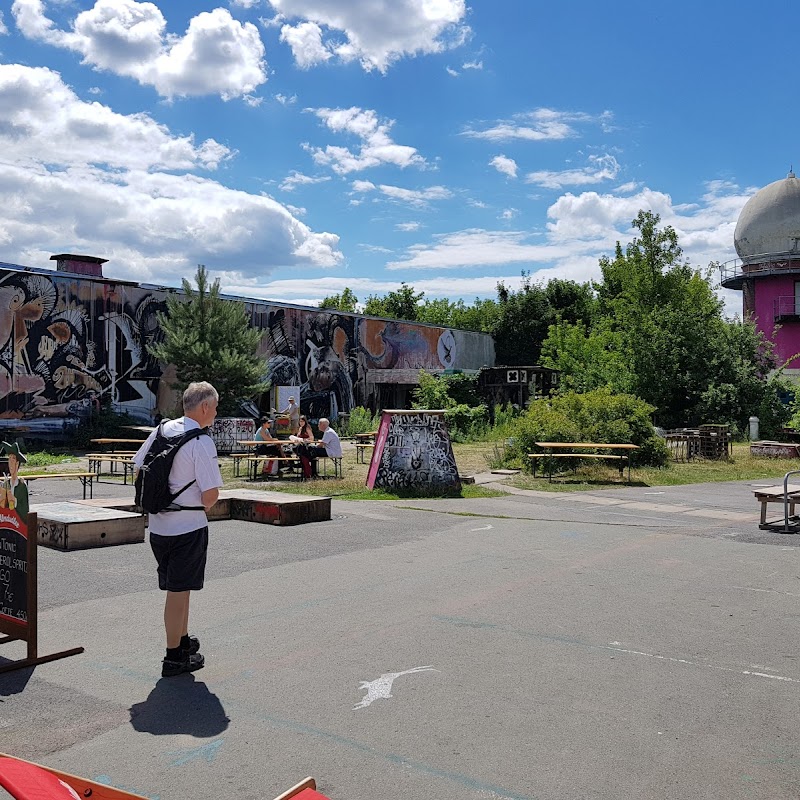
[
  {"xmin": 320, "ymin": 427, "xmax": 342, "ymax": 458},
  {"xmin": 132, "ymin": 417, "xmax": 223, "ymax": 536}
]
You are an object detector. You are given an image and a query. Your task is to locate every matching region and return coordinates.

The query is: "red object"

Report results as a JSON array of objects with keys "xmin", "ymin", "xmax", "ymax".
[
  {"xmin": 292, "ymin": 790, "xmax": 330, "ymax": 800},
  {"xmin": 0, "ymin": 758, "xmax": 80, "ymax": 800}
]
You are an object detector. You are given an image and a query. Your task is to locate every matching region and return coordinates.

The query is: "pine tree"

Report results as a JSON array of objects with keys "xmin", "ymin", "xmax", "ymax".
[{"xmin": 148, "ymin": 265, "xmax": 265, "ymax": 416}]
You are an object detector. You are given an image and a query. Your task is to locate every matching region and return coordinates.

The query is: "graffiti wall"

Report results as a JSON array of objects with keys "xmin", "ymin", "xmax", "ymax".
[
  {"xmin": 0, "ymin": 262, "xmax": 495, "ymax": 434},
  {"xmin": 366, "ymin": 410, "xmax": 461, "ymax": 491}
]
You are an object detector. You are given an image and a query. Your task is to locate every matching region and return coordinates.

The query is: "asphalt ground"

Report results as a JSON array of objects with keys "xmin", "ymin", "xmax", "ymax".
[{"xmin": 3, "ymin": 475, "xmax": 800, "ymax": 799}]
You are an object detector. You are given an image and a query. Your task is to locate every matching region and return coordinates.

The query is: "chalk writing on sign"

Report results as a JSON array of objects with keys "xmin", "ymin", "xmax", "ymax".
[{"xmin": 0, "ymin": 515, "xmax": 28, "ymax": 624}]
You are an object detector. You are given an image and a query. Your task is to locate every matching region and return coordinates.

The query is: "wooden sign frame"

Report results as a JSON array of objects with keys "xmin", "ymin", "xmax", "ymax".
[{"xmin": 0, "ymin": 511, "xmax": 83, "ymax": 674}]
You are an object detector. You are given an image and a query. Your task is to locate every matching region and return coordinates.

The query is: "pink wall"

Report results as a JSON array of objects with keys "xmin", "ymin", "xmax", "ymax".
[{"xmin": 753, "ymin": 275, "xmax": 800, "ymax": 367}]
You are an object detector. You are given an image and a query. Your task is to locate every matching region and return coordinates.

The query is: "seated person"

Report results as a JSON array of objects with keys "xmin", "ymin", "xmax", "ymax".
[
  {"xmin": 291, "ymin": 415, "xmax": 315, "ymax": 478},
  {"xmin": 307, "ymin": 418, "xmax": 342, "ymax": 475},
  {"xmin": 254, "ymin": 416, "xmax": 281, "ymax": 475}
]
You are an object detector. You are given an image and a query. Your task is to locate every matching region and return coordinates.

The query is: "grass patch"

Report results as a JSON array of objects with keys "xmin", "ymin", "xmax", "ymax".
[
  {"xmin": 218, "ymin": 444, "xmax": 504, "ymax": 500},
  {"xmin": 20, "ymin": 452, "xmax": 79, "ymax": 470},
  {"xmin": 506, "ymin": 442, "xmax": 800, "ymax": 492}
]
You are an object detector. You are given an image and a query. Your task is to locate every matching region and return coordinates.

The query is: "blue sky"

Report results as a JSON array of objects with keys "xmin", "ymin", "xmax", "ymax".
[{"xmin": 1, "ymin": 0, "xmax": 796, "ymax": 316}]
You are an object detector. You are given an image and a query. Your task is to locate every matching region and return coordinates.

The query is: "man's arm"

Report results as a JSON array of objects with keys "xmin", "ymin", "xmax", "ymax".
[{"xmin": 201, "ymin": 487, "xmax": 219, "ymax": 511}]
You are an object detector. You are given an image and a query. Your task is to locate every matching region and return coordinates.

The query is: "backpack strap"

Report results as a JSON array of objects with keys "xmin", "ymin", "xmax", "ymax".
[{"xmin": 163, "ymin": 427, "xmax": 211, "ymax": 512}]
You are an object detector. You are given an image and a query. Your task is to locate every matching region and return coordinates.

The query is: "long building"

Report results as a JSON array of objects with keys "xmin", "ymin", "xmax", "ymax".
[{"xmin": 0, "ymin": 254, "xmax": 495, "ymax": 436}]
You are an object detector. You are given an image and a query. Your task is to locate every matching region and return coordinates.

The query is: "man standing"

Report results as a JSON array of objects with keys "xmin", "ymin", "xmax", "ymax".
[
  {"xmin": 132, "ymin": 382, "xmax": 223, "ymax": 678},
  {"xmin": 281, "ymin": 395, "xmax": 300, "ymax": 430},
  {"xmin": 307, "ymin": 418, "xmax": 343, "ymax": 477}
]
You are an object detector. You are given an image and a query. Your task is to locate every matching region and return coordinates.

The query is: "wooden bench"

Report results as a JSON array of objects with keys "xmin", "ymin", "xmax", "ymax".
[
  {"xmin": 529, "ymin": 442, "xmax": 639, "ymax": 482},
  {"xmin": 355, "ymin": 442, "xmax": 374, "ymax": 463},
  {"xmin": 22, "ymin": 471, "xmax": 96, "ymax": 499},
  {"xmin": 230, "ymin": 451, "xmax": 250, "ymax": 478},
  {"xmin": 87, "ymin": 453, "xmax": 135, "ymax": 484},
  {"xmin": 753, "ymin": 484, "xmax": 800, "ymax": 530},
  {"xmin": 245, "ymin": 455, "xmax": 303, "ymax": 481},
  {"xmin": 317, "ymin": 456, "xmax": 343, "ymax": 478}
]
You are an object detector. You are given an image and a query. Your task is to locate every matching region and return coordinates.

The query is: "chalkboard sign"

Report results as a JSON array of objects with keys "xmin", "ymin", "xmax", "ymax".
[
  {"xmin": 0, "ymin": 511, "xmax": 29, "ymax": 629},
  {"xmin": 366, "ymin": 409, "xmax": 461, "ymax": 492}
]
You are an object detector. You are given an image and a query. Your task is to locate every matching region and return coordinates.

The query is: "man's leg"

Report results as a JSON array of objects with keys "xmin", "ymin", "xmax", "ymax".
[{"xmin": 164, "ymin": 590, "xmax": 190, "ymax": 648}]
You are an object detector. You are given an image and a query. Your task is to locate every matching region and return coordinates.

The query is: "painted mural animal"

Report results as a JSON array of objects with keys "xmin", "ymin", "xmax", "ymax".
[
  {"xmin": 304, "ymin": 341, "xmax": 354, "ymax": 414},
  {"xmin": 363, "ymin": 320, "xmax": 436, "ymax": 370}
]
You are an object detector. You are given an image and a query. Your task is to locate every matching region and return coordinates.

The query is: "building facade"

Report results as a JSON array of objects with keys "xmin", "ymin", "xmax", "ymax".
[
  {"xmin": 0, "ymin": 256, "xmax": 495, "ymax": 437},
  {"xmin": 721, "ymin": 171, "xmax": 800, "ymax": 379}
]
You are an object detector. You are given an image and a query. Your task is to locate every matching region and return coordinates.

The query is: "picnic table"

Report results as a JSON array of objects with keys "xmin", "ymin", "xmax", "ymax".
[
  {"xmin": 89, "ymin": 438, "xmax": 147, "ymax": 452},
  {"xmin": 530, "ymin": 441, "xmax": 639, "ymax": 482}
]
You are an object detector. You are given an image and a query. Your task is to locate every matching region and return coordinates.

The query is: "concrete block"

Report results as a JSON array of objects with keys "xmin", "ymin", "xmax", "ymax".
[
  {"xmin": 219, "ymin": 489, "xmax": 331, "ymax": 526},
  {"xmin": 32, "ymin": 502, "xmax": 145, "ymax": 551}
]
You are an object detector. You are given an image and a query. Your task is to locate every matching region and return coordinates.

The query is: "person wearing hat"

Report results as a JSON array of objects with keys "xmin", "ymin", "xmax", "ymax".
[
  {"xmin": 1, "ymin": 441, "xmax": 29, "ymax": 518},
  {"xmin": 281, "ymin": 396, "xmax": 300, "ymax": 429}
]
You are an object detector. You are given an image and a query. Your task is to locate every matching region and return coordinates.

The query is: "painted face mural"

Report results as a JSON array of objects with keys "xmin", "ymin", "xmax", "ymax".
[{"xmin": 0, "ymin": 271, "xmax": 167, "ymax": 431}]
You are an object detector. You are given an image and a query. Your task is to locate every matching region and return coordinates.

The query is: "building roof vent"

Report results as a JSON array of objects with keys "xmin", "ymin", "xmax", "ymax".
[{"xmin": 49, "ymin": 253, "xmax": 107, "ymax": 278}]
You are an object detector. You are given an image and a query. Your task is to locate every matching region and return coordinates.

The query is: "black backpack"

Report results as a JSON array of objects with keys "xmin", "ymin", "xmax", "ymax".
[{"xmin": 134, "ymin": 424, "xmax": 210, "ymax": 513}]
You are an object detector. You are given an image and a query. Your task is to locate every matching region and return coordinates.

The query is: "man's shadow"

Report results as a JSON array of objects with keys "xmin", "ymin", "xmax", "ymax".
[{"xmin": 129, "ymin": 677, "xmax": 230, "ymax": 737}]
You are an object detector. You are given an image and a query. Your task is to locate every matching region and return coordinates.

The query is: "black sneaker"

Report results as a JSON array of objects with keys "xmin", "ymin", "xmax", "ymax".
[
  {"xmin": 162, "ymin": 652, "xmax": 205, "ymax": 678},
  {"xmin": 181, "ymin": 635, "xmax": 200, "ymax": 656}
]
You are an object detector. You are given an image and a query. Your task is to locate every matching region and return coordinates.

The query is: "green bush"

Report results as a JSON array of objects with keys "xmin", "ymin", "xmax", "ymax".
[
  {"xmin": 339, "ymin": 406, "xmax": 381, "ymax": 437},
  {"xmin": 444, "ymin": 403, "xmax": 489, "ymax": 442},
  {"xmin": 508, "ymin": 388, "xmax": 668, "ymax": 470}
]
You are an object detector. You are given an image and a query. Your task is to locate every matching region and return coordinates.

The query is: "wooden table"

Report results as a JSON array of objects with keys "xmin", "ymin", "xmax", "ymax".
[
  {"xmin": 89, "ymin": 438, "xmax": 147, "ymax": 452},
  {"xmin": 354, "ymin": 431, "xmax": 377, "ymax": 441},
  {"xmin": 531, "ymin": 442, "xmax": 639, "ymax": 482}
]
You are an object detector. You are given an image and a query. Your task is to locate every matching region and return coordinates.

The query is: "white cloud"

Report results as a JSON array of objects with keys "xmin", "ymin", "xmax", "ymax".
[
  {"xmin": 231, "ymin": 0, "xmax": 262, "ymax": 7},
  {"xmin": 0, "ymin": 65, "xmax": 341, "ymax": 283},
  {"xmin": 274, "ymin": 92, "xmax": 297, "ymax": 105},
  {"xmin": 0, "ymin": 64, "xmax": 233, "ymax": 170},
  {"xmin": 499, "ymin": 208, "xmax": 517, "ymax": 220},
  {"xmin": 386, "ymin": 181, "xmax": 752, "ymax": 296},
  {"xmin": 279, "ymin": 170, "xmax": 332, "ymax": 191},
  {"xmin": 396, "ymin": 221, "xmax": 421, "ymax": 232},
  {"xmin": 526, "ymin": 154, "xmax": 620, "ymax": 189},
  {"xmin": 490, "ymin": 154, "xmax": 517, "ymax": 178},
  {"xmin": 266, "ymin": 0, "xmax": 469, "ymax": 72},
  {"xmin": 305, "ymin": 106, "xmax": 425, "ymax": 174},
  {"xmin": 0, "ymin": 10, "xmax": 8, "ymax": 35},
  {"xmin": 352, "ymin": 180, "xmax": 452, "ymax": 207},
  {"xmin": 446, "ymin": 66, "xmax": 459, "ymax": 77},
  {"xmin": 220, "ymin": 273, "xmax": 526, "ymax": 305},
  {"xmin": 279, "ymin": 20, "xmax": 331, "ymax": 68},
  {"xmin": 11, "ymin": 0, "xmax": 267, "ymax": 100},
  {"xmin": 464, "ymin": 108, "xmax": 613, "ymax": 142},
  {"xmin": 462, "ymin": 59, "xmax": 482, "ymax": 70}
]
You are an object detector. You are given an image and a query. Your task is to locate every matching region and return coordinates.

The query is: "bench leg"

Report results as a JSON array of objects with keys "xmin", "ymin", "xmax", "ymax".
[{"xmin": 761, "ymin": 501, "xmax": 767, "ymax": 525}]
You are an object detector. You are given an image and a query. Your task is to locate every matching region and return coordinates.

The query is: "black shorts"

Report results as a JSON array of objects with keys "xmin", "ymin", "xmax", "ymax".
[{"xmin": 150, "ymin": 527, "xmax": 209, "ymax": 592}]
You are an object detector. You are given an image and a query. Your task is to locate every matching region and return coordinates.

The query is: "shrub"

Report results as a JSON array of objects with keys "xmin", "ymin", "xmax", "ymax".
[
  {"xmin": 508, "ymin": 388, "xmax": 669, "ymax": 470},
  {"xmin": 444, "ymin": 403, "xmax": 489, "ymax": 442},
  {"xmin": 339, "ymin": 406, "xmax": 381, "ymax": 437}
]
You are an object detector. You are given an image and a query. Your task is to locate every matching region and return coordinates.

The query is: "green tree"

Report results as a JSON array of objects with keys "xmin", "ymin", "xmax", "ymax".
[
  {"xmin": 542, "ymin": 211, "xmax": 789, "ymax": 431},
  {"xmin": 319, "ymin": 287, "xmax": 359, "ymax": 312},
  {"xmin": 364, "ymin": 282, "xmax": 424, "ymax": 320},
  {"xmin": 493, "ymin": 273, "xmax": 594, "ymax": 365},
  {"xmin": 148, "ymin": 265, "xmax": 265, "ymax": 416}
]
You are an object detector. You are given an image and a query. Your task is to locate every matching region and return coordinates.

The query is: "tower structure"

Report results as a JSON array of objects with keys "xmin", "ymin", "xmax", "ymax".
[{"xmin": 721, "ymin": 170, "xmax": 800, "ymax": 378}]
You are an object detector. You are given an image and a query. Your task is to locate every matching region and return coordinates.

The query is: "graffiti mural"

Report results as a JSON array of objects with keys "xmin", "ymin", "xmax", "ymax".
[
  {"xmin": 209, "ymin": 417, "xmax": 255, "ymax": 454},
  {"xmin": 0, "ymin": 261, "xmax": 495, "ymax": 435},
  {"xmin": 0, "ymin": 268, "xmax": 167, "ymax": 434},
  {"xmin": 366, "ymin": 410, "xmax": 461, "ymax": 491}
]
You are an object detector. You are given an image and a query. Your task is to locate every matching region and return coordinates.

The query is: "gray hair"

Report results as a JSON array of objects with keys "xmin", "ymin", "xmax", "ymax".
[
  {"xmin": 183, "ymin": 381, "xmax": 218, "ymax": 411},
  {"xmin": 319, "ymin": 418, "xmax": 330, "ymax": 427}
]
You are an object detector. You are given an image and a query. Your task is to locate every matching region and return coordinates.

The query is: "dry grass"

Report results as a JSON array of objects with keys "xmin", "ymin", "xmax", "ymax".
[
  {"xmin": 505, "ymin": 442, "xmax": 800, "ymax": 492},
  {"xmin": 218, "ymin": 443, "xmax": 504, "ymax": 500}
]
